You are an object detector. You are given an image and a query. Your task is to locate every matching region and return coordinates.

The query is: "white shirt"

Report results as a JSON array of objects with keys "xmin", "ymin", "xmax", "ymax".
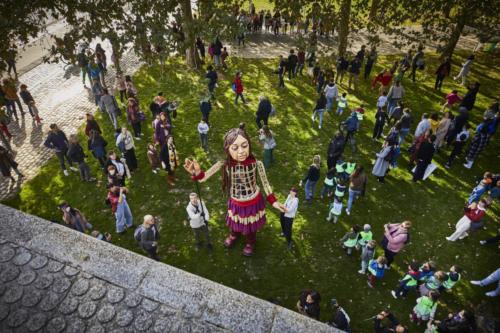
[
  {"xmin": 377, "ymin": 95, "xmax": 388, "ymax": 108},
  {"xmin": 186, "ymin": 200, "xmax": 209, "ymax": 228},
  {"xmin": 116, "ymin": 132, "xmax": 134, "ymax": 150},
  {"xmin": 323, "ymin": 84, "xmax": 339, "ymax": 99},
  {"xmin": 198, "ymin": 122, "xmax": 209, "ymax": 134},
  {"xmin": 283, "ymin": 195, "xmax": 299, "ymax": 218},
  {"xmin": 414, "ymin": 119, "xmax": 430, "ymax": 137}
]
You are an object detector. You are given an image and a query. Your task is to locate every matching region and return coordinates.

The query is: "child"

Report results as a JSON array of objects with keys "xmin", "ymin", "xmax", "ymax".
[
  {"xmin": 376, "ymin": 91, "xmax": 388, "ymax": 112},
  {"xmin": 198, "ymin": 118, "xmax": 209, "ymax": 152},
  {"xmin": 334, "ymin": 175, "xmax": 347, "ymax": 200},
  {"xmin": 355, "ymin": 104, "xmax": 365, "ymax": 122},
  {"xmin": 358, "ymin": 240, "xmax": 376, "ymax": 274},
  {"xmin": 445, "ymin": 124, "xmax": 470, "ymax": 168},
  {"xmin": 419, "ymin": 271, "xmax": 447, "ymax": 296},
  {"xmin": 467, "ymin": 171, "xmax": 493, "ymax": 204},
  {"xmin": 367, "ymin": 256, "xmax": 387, "ymax": 288},
  {"xmin": 440, "ymin": 265, "xmax": 462, "ymax": 292},
  {"xmin": 357, "ymin": 224, "xmax": 373, "ymax": 249},
  {"xmin": 147, "ymin": 143, "xmax": 160, "ymax": 174},
  {"xmin": 320, "ymin": 167, "xmax": 335, "ymax": 199},
  {"xmin": 340, "ymin": 224, "xmax": 360, "ymax": 255},
  {"xmin": 410, "ymin": 290, "xmax": 440, "ymax": 325},
  {"xmin": 440, "ymin": 90, "xmax": 462, "ymax": 112},
  {"xmin": 327, "ymin": 196, "xmax": 343, "ymax": 224},
  {"xmin": 391, "ymin": 261, "xmax": 420, "ymax": 299},
  {"xmin": 418, "ymin": 261, "xmax": 437, "ymax": 284},
  {"xmin": 336, "ymin": 92, "xmax": 348, "ymax": 116},
  {"xmin": 29, "ymin": 101, "xmax": 42, "ymax": 126},
  {"xmin": 221, "ymin": 47, "xmax": 229, "ymax": 69}
]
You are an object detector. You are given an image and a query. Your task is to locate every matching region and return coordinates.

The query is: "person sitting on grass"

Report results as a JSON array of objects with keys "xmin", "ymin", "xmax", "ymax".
[{"xmin": 446, "ymin": 199, "xmax": 487, "ymax": 242}]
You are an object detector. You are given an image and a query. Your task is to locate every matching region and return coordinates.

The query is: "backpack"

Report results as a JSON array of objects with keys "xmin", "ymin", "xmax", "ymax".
[
  {"xmin": 231, "ymin": 83, "xmax": 237, "ymax": 92},
  {"xmin": 134, "ymin": 225, "xmax": 145, "ymax": 242}
]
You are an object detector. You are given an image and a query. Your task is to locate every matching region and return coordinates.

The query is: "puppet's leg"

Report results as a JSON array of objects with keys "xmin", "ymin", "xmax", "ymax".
[
  {"xmin": 224, "ymin": 231, "xmax": 239, "ymax": 248},
  {"xmin": 242, "ymin": 232, "xmax": 256, "ymax": 256}
]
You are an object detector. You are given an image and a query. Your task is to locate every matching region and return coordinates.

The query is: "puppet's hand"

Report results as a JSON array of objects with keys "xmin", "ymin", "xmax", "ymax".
[
  {"xmin": 272, "ymin": 201, "xmax": 285, "ymax": 213},
  {"xmin": 184, "ymin": 158, "xmax": 201, "ymax": 176}
]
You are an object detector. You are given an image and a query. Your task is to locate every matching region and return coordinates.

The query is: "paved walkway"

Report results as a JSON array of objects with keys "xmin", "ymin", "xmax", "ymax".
[{"xmin": 0, "ymin": 47, "xmax": 141, "ymax": 200}]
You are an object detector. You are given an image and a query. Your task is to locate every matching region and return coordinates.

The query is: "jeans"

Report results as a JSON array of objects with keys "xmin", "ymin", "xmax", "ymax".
[
  {"xmin": 108, "ymin": 111, "xmax": 118, "ymax": 129},
  {"xmin": 479, "ymin": 268, "xmax": 500, "ymax": 296},
  {"xmin": 326, "ymin": 96, "xmax": 334, "ymax": 112},
  {"xmin": 312, "ymin": 109, "xmax": 325, "ymax": 128},
  {"xmin": 305, "ymin": 179, "xmax": 317, "ymax": 201},
  {"xmin": 192, "ymin": 225, "xmax": 211, "ymax": 246},
  {"xmin": 435, "ymin": 74, "xmax": 445, "ymax": 90},
  {"xmin": 347, "ymin": 189, "xmax": 361, "ymax": 212},
  {"xmin": 336, "ymin": 107, "xmax": 345, "ymax": 116},
  {"xmin": 78, "ymin": 162, "xmax": 92, "ymax": 181},
  {"xmin": 195, "ymin": 131, "xmax": 207, "ymax": 151},
  {"xmin": 263, "ymin": 149, "xmax": 273, "ymax": 168},
  {"xmin": 7, "ymin": 98, "xmax": 24, "ymax": 115},
  {"xmin": 115, "ymin": 201, "xmax": 133, "ymax": 233},
  {"xmin": 235, "ymin": 93, "xmax": 246, "ymax": 104},
  {"xmin": 280, "ymin": 214, "xmax": 294, "ymax": 244},
  {"xmin": 360, "ymin": 260, "xmax": 368, "ymax": 273},
  {"xmin": 399, "ymin": 128, "xmax": 410, "ymax": 145},
  {"xmin": 213, "ymin": 55, "xmax": 221, "ymax": 67},
  {"xmin": 55, "ymin": 149, "xmax": 72, "ymax": 171},
  {"xmin": 387, "ymin": 98, "xmax": 400, "ymax": 117}
]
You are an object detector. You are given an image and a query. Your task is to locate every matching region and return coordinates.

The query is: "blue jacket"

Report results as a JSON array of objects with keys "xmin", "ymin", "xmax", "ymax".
[
  {"xmin": 344, "ymin": 113, "xmax": 359, "ymax": 132},
  {"xmin": 44, "ymin": 131, "xmax": 68, "ymax": 152}
]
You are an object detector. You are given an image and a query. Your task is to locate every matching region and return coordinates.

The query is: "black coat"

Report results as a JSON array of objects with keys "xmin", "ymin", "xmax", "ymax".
[
  {"xmin": 140, "ymin": 225, "xmax": 160, "ymax": 251},
  {"xmin": 328, "ymin": 137, "xmax": 345, "ymax": 158},
  {"xmin": 256, "ymin": 99, "xmax": 272, "ymax": 118},
  {"xmin": 417, "ymin": 141, "xmax": 435, "ymax": 163},
  {"xmin": 0, "ymin": 149, "xmax": 17, "ymax": 176},
  {"xmin": 67, "ymin": 143, "xmax": 86, "ymax": 163}
]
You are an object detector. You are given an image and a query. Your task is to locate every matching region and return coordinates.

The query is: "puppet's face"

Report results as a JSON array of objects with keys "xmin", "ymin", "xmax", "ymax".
[{"xmin": 229, "ymin": 135, "xmax": 249, "ymax": 162}]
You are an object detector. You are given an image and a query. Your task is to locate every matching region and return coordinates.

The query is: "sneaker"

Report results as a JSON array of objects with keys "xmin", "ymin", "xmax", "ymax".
[
  {"xmin": 470, "ymin": 280, "xmax": 481, "ymax": 286},
  {"xmin": 458, "ymin": 232, "xmax": 468, "ymax": 240},
  {"xmin": 140, "ymin": 133, "xmax": 144, "ymax": 136},
  {"xmin": 311, "ymin": 115, "xmax": 315, "ymax": 121},
  {"xmin": 357, "ymin": 270, "xmax": 365, "ymax": 275},
  {"xmin": 69, "ymin": 166, "xmax": 78, "ymax": 172},
  {"xmin": 135, "ymin": 137, "xmax": 141, "ymax": 140},
  {"xmin": 318, "ymin": 125, "xmax": 322, "ymax": 129},
  {"xmin": 152, "ymin": 169, "xmax": 158, "ymax": 174},
  {"xmin": 445, "ymin": 237, "xmax": 454, "ymax": 241},
  {"xmin": 486, "ymin": 291, "xmax": 496, "ymax": 297},
  {"xmin": 480, "ymin": 240, "xmax": 486, "ymax": 245},
  {"xmin": 391, "ymin": 290, "xmax": 397, "ymax": 299},
  {"xmin": 63, "ymin": 170, "xmax": 69, "ymax": 176},
  {"xmin": 444, "ymin": 163, "xmax": 450, "ymax": 169},
  {"xmin": 346, "ymin": 209, "xmax": 350, "ymax": 215}
]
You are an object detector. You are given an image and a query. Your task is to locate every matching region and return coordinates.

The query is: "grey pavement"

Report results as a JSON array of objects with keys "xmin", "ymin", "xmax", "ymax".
[{"xmin": 0, "ymin": 48, "xmax": 141, "ymax": 201}]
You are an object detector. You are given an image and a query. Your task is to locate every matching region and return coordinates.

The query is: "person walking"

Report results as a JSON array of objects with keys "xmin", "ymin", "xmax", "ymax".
[
  {"xmin": 256, "ymin": 95, "xmax": 272, "ymax": 129},
  {"xmin": 348, "ymin": 56, "xmax": 361, "ymax": 90},
  {"xmin": 364, "ymin": 46, "xmax": 378, "ymax": 80},
  {"xmin": 445, "ymin": 124, "xmax": 470, "ymax": 168},
  {"xmin": 326, "ymin": 132, "xmax": 345, "ymax": 169},
  {"xmin": 186, "ymin": 193, "xmax": 213, "ymax": 251},
  {"xmin": 67, "ymin": 134, "xmax": 95, "ymax": 182},
  {"xmin": 301, "ymin": 155, "xmax": 321, "ymax": 203},
  {"xmin": 287, "ymin": 49, "xmax": 298, "ymax": 79},
  {"xmin": 127, "ymin": 97, "xmax": 142, "ymax": 139},
  {"xmin": 311, "ymin": 92, "xmax": 327, "ymax": 129},
  {"xmin": 346, "ymin": 165, "xmax": 366, "ymax": 215},
  {"xmin": 280, "ymin": 187, "xmax": 299, "ymax": 250},
  {"xmin": 2, "ymin": 78, "xmax": 24, "ymax": 118},
  {"xmin": 44, "ymin": 124, "xmax": 76, "ymax": 176},
  {"xmin": 198, "ymin": 118, "xmax": 209, "ymax": 152},
  {"xmin": 434, "ymin": 57, "xmax": 451, "ymax": 90},
  {"xmin": 19, "ymin": 84, "xmax": 36, "ymax": 118},
  {"xmin": 410, "ymin": 45, "xmax": 425, "ymax": 83},
  {"xmin": 471, "ymin": 268, "xmax": 500, "ymax": 297},
  {"xmin": 116, "ymin": 127, "xmax": 138, "ymax": 171},
  {"xmin": 233, "ymin": 71, "xmax": 247, "ymax": 104},
  {"xmin": 372, "ymin": 141, "xmax": 393, "ymax": 183},
  {"xmin": 454, "ymin": 55, "xmax": 474, "ymax": 86},
  {"xmin": 412, "ymin": 134, "xmax": 436, "ymax": 182},
  {"xmin": 463, "ymin": 126, "xmax": 488, "ymax": 169},
  {"xmin": 0, "ymin": 146, "xmax": 23, "ymax": 181},
  {"xmin": 84, "ymin": 113, "xmax": 101, "ymax": 137},
  {"xmin": 398, "ymin": 108, "xmax": 413, "ymax": 145},
  {"xmin": 91, "ymin": 79, "xmax": 104, "ymax": 111},
  {"xmin": 459, "ymin": 82, "xmax": 480, "ymax": 111},
  {"xmin": 107, "ymin": 185, "xmax": 134, "ymax": 234},
  {"xmin": 205, "ymin": 65, "xmax": 218, "ymax": 99},
  {"xmin": 259, "ymin": 125, "xmax": 276, "ymax": 168},
  {"xmin": 434, "ymin": 111, "xmax": 452, "ymax": 149},
  {"xmin": 373, "ymin": 107, "xmax": 389, "ymax": 140},
  {"xmin": 386, "ymin": 80, "xmax": 404, "ymax": 116},
  {"xmin": 381, "ymin": 221, "xmax": 411, "ymax": 267},
  {"xmin": 139, "ymin": 215, "xmax": 160, "ymax": 260},
  {"xmin": 100, "ymin": 88, "xmax": 120, "ymax": 129},
  {"xmin": 115, "ymin": 72, "xmax": 127, "ymax": 103},
  {"xmin": 323, "ymin": 79, "xmax": 339, "ymax": 113}
]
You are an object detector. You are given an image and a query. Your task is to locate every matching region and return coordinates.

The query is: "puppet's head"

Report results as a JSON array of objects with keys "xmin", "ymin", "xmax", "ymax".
[{"xmin": 223, "ymin": 123, "xmax": 252, "ymax": 162}]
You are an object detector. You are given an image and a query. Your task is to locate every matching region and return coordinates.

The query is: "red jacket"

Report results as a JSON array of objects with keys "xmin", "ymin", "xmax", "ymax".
[
  {"xmin": 234, "ymin": 77, "xmax": 243, "ymax": 94},
  {"xmin": 465, "ymin": 207, "xmax": 486, "ymax": 222}
]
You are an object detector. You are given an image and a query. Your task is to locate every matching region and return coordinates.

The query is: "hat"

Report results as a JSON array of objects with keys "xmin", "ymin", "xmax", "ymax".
[
  {"xmin": 290, "ymin": 187, "xmax": 298, "ymax": 193},
  {"xmin": 363, "ymin": 224, "xmax": 371, "ymax": 231}
]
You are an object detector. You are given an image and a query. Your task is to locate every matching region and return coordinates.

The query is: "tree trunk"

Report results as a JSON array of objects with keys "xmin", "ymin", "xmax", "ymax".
[
  {"xmin": 369, "ymin": 0, "xmax": 380, "ymax": 22},
  {"xmin": 337, "ymin": 0, "xmax": 352, "ymax": 57},
  {"xmin": 180, "ymin": 0, "xmax": 200, "ymax": 69},
  {"xmin": 440, "ymin": 10, "xmax": 467, "ymax": 60},
  {"xmin": 110, "ymin": 38, "xmax": 121, "ymax": 73}
]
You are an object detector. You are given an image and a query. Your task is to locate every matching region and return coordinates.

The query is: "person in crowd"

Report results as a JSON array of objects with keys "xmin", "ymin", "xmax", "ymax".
[
  {"xmin": 342, "ymin": 110, "xmax": 359, "ymax": 152},
  {"xmin": 196, "ymin": 37, "xmax": 205, "ymax": 60},
  {"xmin": 297, "ymin": 289, "xmax": 321, "ymax": 320},
  {"xmin": 87, "ymin": 129, "xmax": 107, "ymax": 170},
  {"xmin": 434, "ymin": 57, "xmax": 451, "ymax": 90},
  {"xmin": 115, "ymin": 71, "xmax": 127, "ymax": 103},
  {"xmin": 413, "ymin": 134, "xmax": 436, "ymax": 182},
  {"xmin": 159, "ymin": 134, "xmax": 179, "ymax": 186},
  {"xmin": 359, "ymin": 239, "xmax": 376, "ymax": 275},
  {"xmin": 125, "ymin": 75, "xmax": 138, "ymax": 99},
  {"xmin": 76, "ymin": 48, "xmax": 90, "ymax": 86},
  {"xmin": 418, "ymin": 261, "xmax": 437, "ymax": 285},
  {"xmin": 198, "ymin": 95, "xmax": 212, "ymax": 124},
  {"xmin": 256, "ymin": 95, "xmax": 272, "ymax": 129},
  {"xmin": 44, "ymin": 124, "xmax": 76, "ymax": 176},
  {"xmin": 259, "ymin": 125, "xmax": 276, "ymax": 168},
  {"xmin": 280, "ymin": 187, "xmax": 299, "ymax": 250},
  {"xmin": 415, "ymin": 113, "xmax": 430, "ymax": 139},
  {"xmin": 467, "ymin": 172, "xmax": 493, "ymax": 204},
  {"xmin": 372, "ymin": 141, "xmax": 394, "ymax": 183},
  {"xmin": 0, "ymin": 146, "xmax": 23, "ymax": 181},
  {"xmin": 410, "ymin": 290, "xmax": 440, "ymax": 325},
  {"xmin": 277, "ymin": 55, "xmax": 286, "ymax": 88},
  {"xmin": 346, "ymin": 165, "xmax": 366, "ymax": 215},
  {"xmin": 446, "ymin": 199, "xmax": 487, "ymax": 242},
  {"xmin": 335, "ymin": 54, "xmax": 349, "ymax": 84},
  {"xmin": 471, "ymin": 268, "xmax": 500, "ymax": 297},
  {"xmin": 107, "ymin": 185, "xmax": 133, "ymax": 234},
  {"xmin": 336, "ymin": 92, "xmax": 348, "ymax": 116},
  {"xmin": 340, "ymin": 223, "xmax": 360, "ymax": 255},
  {"xmin": 419, "ymin": 270, "xmax": 447, "ymax": 296},
  {"xmin": 398, "ymin": 108, "xmax": 412, "ymax": 144},
  {"xmin": 429, "ymin": 308, "xmax": 476, "ymax": 332},
  {"xmin": 460, "ymin": 82, "xmax": 480, "ymax": 111},
  {"xmin": 374, "ymin": 310, "xmax": 409, "ymax": 333},
  {"xmin": 220, "ymin": 47, "xmax": 229, "ymax": 69},
  {"xmin": 386, "ymin": 80, "xmax": 404, "ymax": 116},
  {"xmin": 367, "ymin": 256, "xmax": 388, "ymax": 288},
  {"xmin": 327, "ymin": 299, "xmax": 351, "ymax": 332},
  {"xmin": 454, "ymin": 55, "xmax": 474, "ymax": 86},
  {"xmin": 391, "ymin": 261, "xmax": 420, "ymax": 299},
  {"xmin": 198, "ymin": 118, "xmax": 209, "ymax": 152},
  {"xmin": 95, "ymin": 43, "xmax": 107, "ymax": 72},
  {"xmin": 388, "ymin": 102, "xmax": 404, "ymax": 126},
  {"xmin": 410, "ymin": 45, "xmax": 425, "ymax": 83},
  {"xmin": 186, "ymin": 192, "xmax": 213, "ymax": 251},
  {"xmin": 84, "ymin": 113, "xmax": 101, "ymax": 137},
  {"xmin": 373, "ymin": 104, "xmax": 389, "ymax": 140},
  {"xmin": 364, "ymin": 46, "xmax": 377, "ymax": 80},
  {"xmin": 67, "ymin": 134, "xmax": 95, "ymax": 182},
  {"xmin": 287, "ymin": 49, "xmax": 298, "ymax": 79},
  {"xmin": 19, "ymin": 84, "xmax": 36, "ymax": 118},
  {"xmin": 116, "ymin": 127, "xmax": 137, "ymax": 171},
  {"xmin": 106, "ymin": 151, "xmax": 127, "ymax": 186},
  {"xmin": 381, "ymin": 221, "xmax": 411, "ymax": 267},
  {"xmin": 446, "ymin": 107, "xmax": 469, "ymax": 146},
  {"xmin": 301, "ymin": 155, "xmax": 321, "ymax": 203},
  {"xmin": 320, "ymin": 167, "xmax": 335, "ymax": 199},
  {"xmin": 372, "ymin": 69, "xmax": 393, "ymax": 95},
  {"xmin": 348, "ymin": 56, "xmax": 361, "ymax": 90},
  {"xmin": 91, "ymin": 78, "xmax": 104, "ymax": 110},
  {"xmin": 2, "ymin": 78, "xmax": 24, "ymax": 119},
  {"xmin": 357, "ymin": 224, "xmax": 373, "ymax": 250},
  {"xmin": 440, "ymin": 89, "xmax": 462, "ymax": 113},
  {"xmin": 323, "ymin": 79, "xmax": 338, "ymax": 112},
  {"xmin": 463, "ymin": 125, "xmax": 488, "ymax": 169},
  {"xmin": 440, "ymin": 265, "xmax": 462, "ymax": 292},
  {"xmin": 317, "ymin": 70, "xmax": 325, "ymax": 94},
  {"xmin": 297, "ymin": 48, "xmax": 305, "ymax": 76},
  {"xmin": 212, "ymin": 37, "xmax": 223, "ymax": 68},
  {"xmin": 233, "ymin": 71, "xmax": 246, "ymax": 104},
  {"xmin": 311, "ymin": 92, "xmax": 327, "ymax": 129},
  {"xmin": 0, "ymin": 106, "xmax": 13, "ymax": 142},
  {"xmin": 5, "ymin": 47, "xmax": 18, "ymax": 77},
  {"xmin": 146, "ymin": 143, "xmax": 160, "ymax": 173},
  {"xmin": 100, "ymin": 88, "xmax": 120, "ymax": 129},
  {"xmin": 205, "ymin": 65, "xmax": 218, "ymax": 99},
  {"xmin": 126, "ymin": 97, "xmax": 142, "ymax": 139},
  {"xmin": 58, "ymin": 202, "xmax": 92, "ymax": 233},
  {"xmin": 138, "ymin": 215, "xmax": 160, "ymax": 260},
  {"xmin": 434, "ymin": 111, "xmax": 452, "ymax": 150}
]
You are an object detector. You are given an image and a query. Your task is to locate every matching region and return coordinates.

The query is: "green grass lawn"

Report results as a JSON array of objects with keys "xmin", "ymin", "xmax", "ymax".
[{"xmin": 4, "ymin": 50, "xmax": 499, "ymax": 331}]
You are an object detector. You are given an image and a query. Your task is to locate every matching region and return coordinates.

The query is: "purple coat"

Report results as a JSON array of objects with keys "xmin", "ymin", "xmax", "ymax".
[
  {"xmin": 384, "ymin": 223, "xmax": 408, "ymax": 253},
  {"xmin": 154, "ymin": 120, "xmax": 171, "ymax": 146}
]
